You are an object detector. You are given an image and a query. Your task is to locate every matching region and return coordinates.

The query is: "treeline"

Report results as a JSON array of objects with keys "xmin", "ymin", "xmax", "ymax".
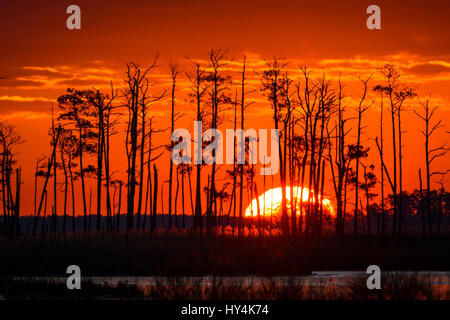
[{"xmin": 0, "ymin": 50, "xmax": 448, "ymax": 240}]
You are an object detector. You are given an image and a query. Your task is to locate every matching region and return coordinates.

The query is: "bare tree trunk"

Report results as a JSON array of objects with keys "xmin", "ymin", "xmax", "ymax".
[
  {"xmin": 34, "ymin": 160, "xmax": 38, "ymax": 218},
  {"xmin": 255, "ymin": 183, "xmax": 261, "ymax": 237},
  {"xmin": 116, "ymin": 181, "xmax": 122, "ymax": 232},
  {"xmin": 52, "ymin": 112, "xmax": 58, "ymax": 236},
  {"xmin": 354, "ymin": 77, "xmax": 370, "ymax": 237},
  {"xmin": 96, "ymin": 98, "xmax": 104, "ymax": 233},
  {"xmin": 413, "ymin": 99, "xmax": 447, "ymax": 237},
  {"xmin": 425, "ymin": 110, "xmax": 432, "ymax": 235},
  {"xmin": 238, "ymin": 57, "xmax": 246, "ymax": 237},
  {"xmin": 13, "ymin": 168, "xmax": 21, "ymax": 236},
  {"xmin": 33, "ymin": 126, "xmax": 61, "ymax": 236},
  {"xmin": 125, "ymin": 63, "xmax": 157, "ymax": 233},
  {"xmin": 206, "ymin": 51, "xmax": 225, "ymax": 233},
  {"xmin": 104, "ymin": 111, "xmax": 113, "ymax": 232},
  {"xmin": 137, "ymin": 98, "xmax": 146, "ymax": 231},
  {"xmin": 68, "ymin": 161, "xmax": 76, "ymax": 234},
  {"xmin": 143, "ymin": 161, "xmax": 151, "ymax": 231},
  {"xmin": 42, "ymin": 191, "xmax": 47, "ymax": 235},
  {"xmin": 319, "ymin": 160, "xmax": 325, "ymax": 238},
  {"xmin": 419, "ymin": 168, "xmax": 425, "ymax": 237},
  {"xmin": 363, "ymin": 165, "xmax": 372, "ymax": 239},
  {"xmin": 79, "ymin": 126, "xmax": 87, "ymax": 234},
  {"xmin": 143, "ymin": 171, "xmax": 151, "ymax": 230},
  {"xmin": 187, "ymin": 166, "xmax": 194, "ymax": 226},
  {"xmin": 127, "ymin": 100, "xmax": 138, "ymax": 232},
  {"xmin": 181, "ymin": 165, "xmax": 186, "ymax": 229},
  {"xmin": 189, "ymin": 63, "xmax": 204, "ymax": 235},
  {"xmin": 380, "ymin": 92, "xmax": 385, "ymax": 237},
  {"xmin": 174, "ymin": 166, "xmax": 180, "ymax": 228},
  {"xmin": 389, "ymin": 92, "xmax": 398, "ymax": 236},
  {"xmin": 226, "ymin": 94, "xmax": 238, "ymax": 235},
  {"xmin": 1, "ymin": 148, "xmax": 7, "ymax": 233},
  {"xmin": 289, "ymin": 117, "xmax": 296, "ymax": 238},
  {"xmin": 168, "ymin": 65, "xmax": 178, "ymax": 229},
  {"xmin": 398, "ymin": 105, "xmax": 404, "ymax": 236},
  {"xmin": 151, "ymin": 164, "xmax": 158, "ymax": 237},
  {"xmin": 144, "ymin": 118, "xmax": 154, "ymax": 231},
  {"xmin": 437, "ymin": 185, "xmax": 444, "ymax": 239},
  {"xmin": 263, "ymin": 162, "xmax": 266, "ymax": 237},
  {"xmin": 299, "ymin": 120, "xmax": 309, "ymax": 237},
  {"xmin": 88, "ymin": 188, "xmax": 92, "ymax": 231},
  {"xmin": 60, "ymin": 147, "xmax": 68, "ymax": 235}
]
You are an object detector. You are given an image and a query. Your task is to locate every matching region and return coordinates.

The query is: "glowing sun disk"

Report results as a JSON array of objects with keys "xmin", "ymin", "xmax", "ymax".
[{"xmin": 244, "ymin": 186, "xmax": 334, "ymax": 218}]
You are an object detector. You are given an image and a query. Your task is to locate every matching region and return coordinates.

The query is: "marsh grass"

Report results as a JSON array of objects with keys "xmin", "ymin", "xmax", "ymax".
[
  {"xmin": 346, "ymin": 272, "xmax": 446, "ymax": 300},
  {"xmin": 0, "ymin": 273, "xmax": 448, "ymax": 300},
  {"xmin": 0, "ymin": 278, "xmax": 145, "ymax": 300}
]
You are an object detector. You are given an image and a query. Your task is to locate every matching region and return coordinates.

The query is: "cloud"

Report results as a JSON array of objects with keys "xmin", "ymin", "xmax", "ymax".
[
  {"xmin": 1, "ymin": 53, "xmax": 450, "ymax": 116},
  {"xmin": 0, "ymin": 78, "xmax": 46, "ymax": 89},
  {"xmin": 0, "ymin": 95, "xmax": 55, "ymax": 103},
  {"xmin": 402, "ymin": 62, "xmax": 450, "ymax": 76},
  {"xmin": 22, "ymin": 66, "xmax": 68, "ymax": 73},
  {"xmin": 0, "ymin": 64, "xmax": 121, "ymax": 90},
  {"xmin": 0, "ymin": 111, "xmax": 51, "ymax": 120},
  {"xmin": 55, "ymin": 78, "xmax": 110, "ymax": 87}
]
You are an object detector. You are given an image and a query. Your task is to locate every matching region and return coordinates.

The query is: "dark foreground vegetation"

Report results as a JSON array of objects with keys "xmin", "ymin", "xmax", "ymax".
[
  {"xmin": 1, "ymin": 233, "xmax": 449, "ymax": 277},
  {"xmin": 0, "ymin": 272, "xmax": 447, "ymax": 300},
  {"xmin": 0, "ymin": 278, "xmax": 144, "ymax": 300}
]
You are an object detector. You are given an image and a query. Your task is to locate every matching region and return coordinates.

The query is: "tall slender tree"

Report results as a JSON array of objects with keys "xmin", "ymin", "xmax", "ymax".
[
  {"xmin": 261, "ymin": 58, "xmax": 289, "ymax": 236},
  {"xmin": 123, "ymin": 60, "xmax": 159, "ymax": 232},
  {"xmin": 57, "ymin": 88, "xmax": 96, "ymax": 233},
  {"xmin": 375, "ymin": 65, "xmax": 415, "ymax": 236},
  {"xmin": 204, "ymin": 49, "xmax": 231, "ymax": 233},
  {"xmin": 353, "ymin": 76, "xmax": 371, "ymax": 236},
  {"xmin": 167, "ymin": 63, "xmax": 179, "ymax": 229},
  {"xmin": 414, "ymin": 99, "xmax": 449, "ymax": 235},
  {"xmin": 186, "ymin": 62, "xmax": 207, "ymax": 234}
]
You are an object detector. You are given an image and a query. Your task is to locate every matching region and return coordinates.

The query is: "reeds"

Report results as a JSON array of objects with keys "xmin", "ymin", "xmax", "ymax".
[{"xmin": 1, "ymin": 273, "xmax": 447, "ymax": 300}]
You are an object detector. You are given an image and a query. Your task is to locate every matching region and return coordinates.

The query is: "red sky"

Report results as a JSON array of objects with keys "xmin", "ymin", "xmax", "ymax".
[{"xmin": 0, "ymin": 0, "xmax": 449, "ymax": 215}]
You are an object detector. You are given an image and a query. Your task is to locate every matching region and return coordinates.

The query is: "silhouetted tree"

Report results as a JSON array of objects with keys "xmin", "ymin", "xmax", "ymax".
[
  {"xmin": 0, "ymin": 121, "xmax": 23, "ymax": 236},
  {"xmin": 123, "ymin": 60, "xmax": 159, "ymax": 232},
  {"xmin": 328, "ymin": 77, "xmax": 351, "ymax": 237},
  {"xmin": 57, "ymin": 88, "xmax": 97, "ymax": 233},
  {"xmin": 186, "ymin": 61, "xmax": 207, "ymax": 234},
  {"xmin": 353, "ymin": 76, "xmax": 371, "ymax": 236},
  {"xmin": 237, "ymin": 56, "xmax": 254, "ymax": 236},
  {"xmin": 261, "ymin": 58, "xmax": 289, "ymax": 236},
  {"xmin": 204, "ymin": 49, "xmax": 231, "ymax": 233},
  {"xmin": 360, "ymin": 163, "xmax": 377, "ymax": 238},
  {"xmin": 167, "ymin": 62, "xmax": 179, "ymax": 229},
  {"xmin": 58, "ymin": 129, "xmax": 78, "ymax": 233},
  {"xmin": 32, "ymin": 125, "xmax": 61, "ymax": 236},
  {"xmin": 414, "ymin": 98, "xmax": 449, "ymax": 235},
  {"xmin": 374, "ymin": 65, "xmax": 416, "ymax": 236}
]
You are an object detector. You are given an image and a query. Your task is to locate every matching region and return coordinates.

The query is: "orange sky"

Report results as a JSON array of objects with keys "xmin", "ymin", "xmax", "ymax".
[{"xmin": 0, "ymin": 0, "xmax": 449, "ymax": 216}]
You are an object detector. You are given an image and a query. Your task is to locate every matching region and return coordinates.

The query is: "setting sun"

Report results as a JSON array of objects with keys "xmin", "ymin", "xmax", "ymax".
[{"xmin": 244, "ymin": 187, "xmax": 334, "ymax": 219}]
